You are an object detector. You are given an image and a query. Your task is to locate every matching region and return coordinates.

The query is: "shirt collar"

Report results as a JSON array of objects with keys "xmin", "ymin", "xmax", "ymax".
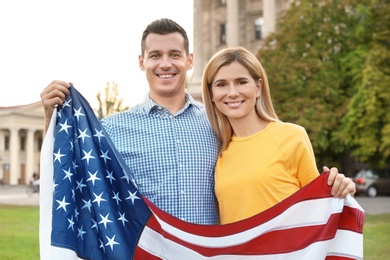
[{"xmin": 140, "ymin": 92, "xmax": 202, "ymax": 114}]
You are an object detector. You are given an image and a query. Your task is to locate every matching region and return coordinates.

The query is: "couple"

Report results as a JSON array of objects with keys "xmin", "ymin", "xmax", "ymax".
[{"xmin": 40, "ymin": 18, "xmax": 355, "ymax": 226}]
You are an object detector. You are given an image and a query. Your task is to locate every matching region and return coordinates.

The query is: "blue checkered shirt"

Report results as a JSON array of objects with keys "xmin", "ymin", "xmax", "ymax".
[{"xmin": 101, "ymin": 93, "xmax": 220, "ymax": 225}]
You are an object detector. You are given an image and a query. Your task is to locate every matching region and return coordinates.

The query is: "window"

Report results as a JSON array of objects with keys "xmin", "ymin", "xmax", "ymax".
[
  {"xmin": 4, "ymin": 136, "xmax": 9, "ymax": 150},
  {"xmin": 220, "ymin": 23, "xmax": 227, "ymax": 45},
  {"xmin": 37, "ymin": 137, "xmax": 43, "ymax": 151},
  {"xmin": 20, "ymin": 136, "xmax": 26, "ymax": 151},
  {"xmin": 255, "ymin": 17, "xmax": 264, "ymax": 40}
]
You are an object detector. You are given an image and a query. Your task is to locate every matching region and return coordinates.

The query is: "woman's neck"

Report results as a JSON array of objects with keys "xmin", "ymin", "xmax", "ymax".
[{"xmin": 229, "ymin": 116, "xmax": 269, "ymax": 137}]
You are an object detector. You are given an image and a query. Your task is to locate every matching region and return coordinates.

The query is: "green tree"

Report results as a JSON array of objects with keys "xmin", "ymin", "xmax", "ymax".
[
  {"xmin": 334, "ymin": 0, "xmax": 390, "ymax": 167},
  {"xmin": 258, "ymin": 0, "xmax": 389, "ymax": 171},
  {"xmin": 95, "ymin": 81, "xmax": 129, "ymax": 119}
]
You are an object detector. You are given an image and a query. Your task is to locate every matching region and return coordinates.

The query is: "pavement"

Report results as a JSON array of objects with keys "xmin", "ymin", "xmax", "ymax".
[
  {"xmin": 0, "ymin": 185, "xmax": 40, "ymax": 206},
  {"xmin": 0, "ymin": 184, "xmax": 389, "ymax": 215}
]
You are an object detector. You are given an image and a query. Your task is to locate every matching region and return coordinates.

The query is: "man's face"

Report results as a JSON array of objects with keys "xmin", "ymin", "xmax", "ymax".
[{"xmin": 138, "ymin": 32, "xmax": 193, "ymax": 100}]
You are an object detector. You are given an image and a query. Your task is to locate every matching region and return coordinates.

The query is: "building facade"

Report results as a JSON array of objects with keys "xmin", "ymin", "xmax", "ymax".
[
  {"xmin": 0, "ymin": 102, "xmax": 45, "ymax": 185},
  {"xmin": 188, "ymin": 0, "xmax": 292, "ymax": 101}
]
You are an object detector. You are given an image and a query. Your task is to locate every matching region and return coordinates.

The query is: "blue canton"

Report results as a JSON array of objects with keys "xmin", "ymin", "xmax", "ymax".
[
  {"xmin": 101, "ymin": 93, "xmax": 220, "ymax": 225},
  {"xmin": 51, "ymin": 87, "xmax": 151, "ymax": 259}
]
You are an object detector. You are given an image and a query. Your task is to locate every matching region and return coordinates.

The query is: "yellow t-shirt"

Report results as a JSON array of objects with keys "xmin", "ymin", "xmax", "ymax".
[{"xmin": 215, "ymin": 121, "xmax": 319, "ymax": 224}]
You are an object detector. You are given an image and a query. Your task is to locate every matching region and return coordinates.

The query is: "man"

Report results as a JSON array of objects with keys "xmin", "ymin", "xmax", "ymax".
[
  {"xmin": 40, "ymin": 18, "xmax": 220, "ymax": 225},
  {"xmin": 40, "ymin": 18, "xmax": 353, "ymax": 226}
]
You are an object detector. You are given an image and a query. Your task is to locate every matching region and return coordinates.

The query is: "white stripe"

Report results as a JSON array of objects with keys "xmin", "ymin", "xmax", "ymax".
[
  {"xmin": 40, "ymin": 109, "xmax": 57, "ymax": 260},
  {"xmin": 39, "ymin": 110, "xmax": 83, "ymax": 260},
  {"xmin": 150, "ymin": 197, "xmax": 345, "ymax": 248},
  {"xmin": 328, "ymin": 230, "xmax": 364, "ymax": 259},
  {"xmin": 138, "ymin": 226, "xmax": 363, "ymax": 259},
  {"xmin": 344, "ymin": 194, "xmax": 365, "ymax": 212}
]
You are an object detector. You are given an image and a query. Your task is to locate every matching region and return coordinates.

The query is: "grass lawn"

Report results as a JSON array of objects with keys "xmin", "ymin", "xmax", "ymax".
[
  {"xmin": 0, "ymin": 205, "xmax": 39, "ymax": 260},
  {"xmin": 0, "ymin": 205, "xmax": 389, "ymax": 259}
]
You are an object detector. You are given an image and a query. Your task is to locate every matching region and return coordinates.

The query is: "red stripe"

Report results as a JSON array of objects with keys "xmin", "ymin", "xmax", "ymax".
[
  {"xmin": 134, "ymin": 246, "xmax": 162, "ymax": 260},
  {"xmin": 326, "ymin": 256, "xmax": 358, "ymax": 260},
  {"xmin": 338, "ymin": 206, "xmax": 365, "ymax": 233},
  {"xmin": 145, "ymin": 211, "xmax": 361, "ymax": 256},
  {"xmin": 144, "ymin": 173, "xmax": 335, "ymax": 238}
]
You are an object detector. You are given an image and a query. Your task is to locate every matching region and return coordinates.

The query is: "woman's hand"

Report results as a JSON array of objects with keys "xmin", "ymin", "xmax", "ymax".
[{"xmin": 324, "ymin": 166, "xmax": 356, "ymax": 198}]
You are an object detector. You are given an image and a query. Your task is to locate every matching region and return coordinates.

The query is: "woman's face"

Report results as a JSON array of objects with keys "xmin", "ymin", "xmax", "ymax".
[{"xmin": 211, "ymin": 61, "xmax": 260, "ymax": 121}]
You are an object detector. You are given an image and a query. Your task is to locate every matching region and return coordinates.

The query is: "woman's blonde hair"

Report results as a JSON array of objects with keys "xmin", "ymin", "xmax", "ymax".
[{"xmin": 202, "ymin": 46, "xmax": 279, "ymax": 153}]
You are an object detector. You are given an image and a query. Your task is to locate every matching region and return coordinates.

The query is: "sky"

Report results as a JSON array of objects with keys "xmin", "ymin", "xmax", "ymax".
[{"xmin": 0, "ymin": 0, "xmax": 194, "ymax": 109}]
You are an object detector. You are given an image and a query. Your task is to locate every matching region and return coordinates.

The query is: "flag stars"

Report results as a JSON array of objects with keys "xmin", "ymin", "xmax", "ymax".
[
  {"xmin": 74, "ymin": 208, "xmax": 80, "ymax": 221},
  {"xmin": 76, "ymin": 178, "xmax": 87, "ymax": 193},
  {"xmin": 77, "ymin": 225, "xmax": 87, "ymax": 240},
  {"xmin": 93, "ymin": 192, "xmax": 107, "ymax": 207},
  {"xmin": 112, "ymin": 191, "xmax": 122, "ymax": 205},
  {"xmin": 94, "ymin": 129, "xmax": 105, "ymax": 143},
  {"xmin": 106, "ymin": 170, "xmax": 116, "ymax": 184},
  {"xmin": 67, "ymin": 215, "xmax": 75, "ymax": 231},
  {"xmin": 53, "ymin": 148, "xmax": 66, "ymax": 163},
  {"xmin": 82, "ymin": 199, "xmax": 92, "ymax": 212},
  {"xmin": 98, "ymin": 213, "xmax": 113, "ymax": 229},
  {"xmin": 56, "ymin": 196, "xmax": 71, "ymax": 212},
  {"xmin": 59, "ymin": 119, "xmax": 72, "ymax": 134},
  {"xmin": 81, "ymin": 149, "xmax": 95, "ymax": 164},
  {"xmin": 121, "ymin": 173, "xmax": 131, "ymax": 184},
  {"xmin": 87, "ymin": 170, "xmax": 101, "ymax": 186},
  {"xmin": 78, "ymin": 128, "xmax": 90, "ymax": 143},
  {"xmin": 73, "ymin": 107, "xmax": 85, "ymax": 121},
  {"xmin": 63, "ymin": 99, "xmax": 72, "ymax": 108},
  {"xmin": 118, "ymin": 211, "xmax": 129, "ymax": 226},
  {"xmin": 105, "ymin": 235, "xmax": 119, "ymax": 251},
  {"xmin": 91, "ymin": 219, "xmax": 98, "ymax": 232},
  {"xmin": 62, "ymin": 167, "xmax": 74, "ymax": 182},
  {"xmin": 99, "ymin": 239, "xmax": 106, "ymax": 253},
  {"xmin": 100, "ymin": 149, "xmax": 111, "ymax": 163},
  {"xmin": 125, "ymin": 191, "xmax": 140, "ymax": 205},
  {"xmin": 72, "ymin": 160, "xmax": 79, "ymax": 172},
  {"xmin": 69, "ymin": 140, "xmax": 74, "ymax": 152}
]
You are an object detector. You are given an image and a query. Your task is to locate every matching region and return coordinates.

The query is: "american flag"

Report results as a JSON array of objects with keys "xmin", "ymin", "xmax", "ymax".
[{"xmin": 40, "ymin": 86, "xmax": 365, "ymax": 259}]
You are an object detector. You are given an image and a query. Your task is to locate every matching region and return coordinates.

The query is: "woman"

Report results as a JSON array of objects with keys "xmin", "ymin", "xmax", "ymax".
[{"xmin": 202, "ymin": 46, "xmax": 356, "ymax": 224}]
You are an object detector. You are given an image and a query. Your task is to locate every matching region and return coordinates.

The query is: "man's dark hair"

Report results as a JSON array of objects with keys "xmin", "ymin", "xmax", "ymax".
[{"xmin": 141, "ymin": 18, "xmax": 190, "ymax": 56}]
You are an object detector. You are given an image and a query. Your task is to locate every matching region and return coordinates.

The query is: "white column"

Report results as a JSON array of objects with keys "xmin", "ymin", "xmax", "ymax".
[
  {"xmin": 188, "ymin": 0, "xmax": 203, "ymax": 101},
  {"xmin": 26, "ymin": 129, "xmax": 35, "ymax": 184},
  {"xmin": 226, "ymin": 0, "xmax": 240, "ymax": 46},
  {"xmin": 263, "ymin": 0, "xmax": 277, "ymax": 38},
  {"xmin": 9, "ymin": 127, "xmax": 20, "ymax": 185}
]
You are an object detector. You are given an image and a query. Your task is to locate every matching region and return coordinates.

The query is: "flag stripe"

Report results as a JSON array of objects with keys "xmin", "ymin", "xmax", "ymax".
[
  {"xmin": 137, "ymin": 228, "xmax": 363, "ymax": 259},
  {"xmin": 140, "ymin": 197, "xmax": 363, "ymax": 257}
]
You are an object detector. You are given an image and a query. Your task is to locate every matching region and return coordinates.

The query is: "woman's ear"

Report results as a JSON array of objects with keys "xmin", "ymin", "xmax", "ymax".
[{"xmin": 256, "ymin": 78, "xmax": 263, "ymax": 97}]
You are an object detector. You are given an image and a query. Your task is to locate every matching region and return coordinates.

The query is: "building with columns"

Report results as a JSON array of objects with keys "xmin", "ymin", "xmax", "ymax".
[
  {"xmin": 0, "ymin": 102, "xmax": 45, "ymax": 185},
  {"xmin": 188, "ymin": 0, "xmax": 292, "ymax": 101}
]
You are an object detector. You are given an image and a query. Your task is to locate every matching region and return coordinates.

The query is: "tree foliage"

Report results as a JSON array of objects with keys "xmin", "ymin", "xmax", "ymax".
[
  {"xmin": 258, "ymin": 0, "xmax": 389, "ymax": 171},
  {"xmin": 95, "ymin": 81, "xmax": 129, "ymax": 119}
]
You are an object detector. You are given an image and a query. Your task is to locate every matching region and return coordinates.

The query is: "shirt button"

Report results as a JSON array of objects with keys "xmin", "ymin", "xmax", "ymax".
[{"xmin": 180, "ymin": 190, "xmax": 185, "ymax": 194}]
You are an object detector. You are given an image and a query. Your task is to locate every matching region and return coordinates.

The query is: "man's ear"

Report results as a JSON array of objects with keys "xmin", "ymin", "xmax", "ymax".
[{"xmin": 139, "ymin": 55, "xmax": 145, "ymax": 71}]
